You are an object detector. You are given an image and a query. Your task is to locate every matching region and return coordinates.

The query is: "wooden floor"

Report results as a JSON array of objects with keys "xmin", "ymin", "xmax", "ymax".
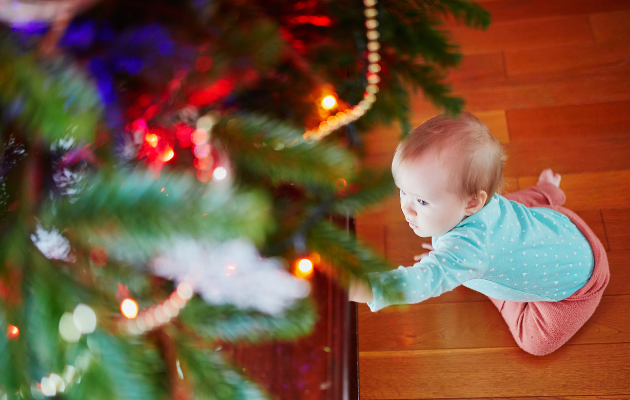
[{"xmin": 355, "ymin": 0, "xmax": 630, "ymax": 398}]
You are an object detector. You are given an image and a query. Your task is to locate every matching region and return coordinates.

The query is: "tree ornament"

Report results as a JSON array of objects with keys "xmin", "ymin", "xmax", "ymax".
[
  {"xmin": 304, "ymin": 0, "xmax": 381, "ymax": 140},
  {"xmin": 151, "ymin": 238, "xmax": 310, "ymax": 315}
]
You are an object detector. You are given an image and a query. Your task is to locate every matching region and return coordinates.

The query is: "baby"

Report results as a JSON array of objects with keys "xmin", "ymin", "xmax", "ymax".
[{"xmin": 350, "ymin": 112, "xmax": 610, "ymax": 356}]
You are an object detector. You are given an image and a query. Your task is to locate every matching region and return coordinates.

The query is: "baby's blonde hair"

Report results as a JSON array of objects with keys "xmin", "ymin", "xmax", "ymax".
[{"xmin": 392, "ymin": 112, "xmax": 506, "ymax": 203}]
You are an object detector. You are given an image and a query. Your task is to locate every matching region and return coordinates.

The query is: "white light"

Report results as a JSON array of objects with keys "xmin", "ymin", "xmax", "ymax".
[
  {"xmin": 196, "ymin": 115, "xmax": 215, "ymax": 131},
  {"xmin": 40, "ymin": 377, "xmax": 56, "ymax": 397},
  {"xmin": 61, "ymin": 365, "xmax": 76, "ymax": 385},
  {"xmin": 177, "ymin": 282, "xmax": 194, "ymax": 300},
  {"xmin": 59, "ymin": 313, "xmax": 81, "ymax": 343},
  {"xmin": 73, "ymin": 304, "xmax": 97, "ymax": 334},
  {"xmin": 48, "ymin": 374, "xmax": 65, "ymax": 393},
  {"xmin": 212, "ymin": 167, "xmax": 227, "ymax": 181}
]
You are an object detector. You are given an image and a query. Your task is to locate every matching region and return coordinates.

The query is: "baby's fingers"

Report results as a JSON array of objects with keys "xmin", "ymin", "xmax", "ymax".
[
  {"xmin": 413, "ymin": 252, "xmax": 430, "ymax": 261},
  {"xmin": 421, "ymin": 243, "xmax": 434, "ymax": 251}
]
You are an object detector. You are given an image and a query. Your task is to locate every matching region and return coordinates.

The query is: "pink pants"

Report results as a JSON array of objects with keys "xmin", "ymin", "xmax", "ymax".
[{"xmin": 490, "ymin": 182, "xmax": 610, "ymax": 356}]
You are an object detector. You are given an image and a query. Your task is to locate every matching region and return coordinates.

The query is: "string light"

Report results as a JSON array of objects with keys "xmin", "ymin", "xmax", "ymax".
[
  {"xmin": 305, "ymin": 0, "xmax": 381, "ymax": 140},
  {"xmin": 145, "ymin": 133, "xmax": 159, "ymax": 147},
  {"xmin": 159, "ymin": 146, "xmax": 175, "ymax": 162},
  {"xmin": 295, "ymin": 256, "xmax": 315, "ymax": 278},
  {"xmin": 120, "ymin": 298, "xmax": 139, "ymax": 319},
  {"xmin": 7, "ymin": 324, "xmax": 19, "ymax": 339},
  {"xmin": 321, "ymin": 95, "xmax": 337, "ymax": 110},
  {"xmin": 123, "ymin": 282, "xmax": 194, "ymax": 335}
]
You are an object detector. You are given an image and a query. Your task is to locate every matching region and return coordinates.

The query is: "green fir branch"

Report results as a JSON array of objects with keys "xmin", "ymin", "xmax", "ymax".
[
  {"xmin": 176, "ymin": 339, "xmax": 271, "ymax": 400},
  {"xmin": 40, "ymin": 168, "xmax": 273, "ymax": 263},
  {"xmin": 0, "ymin": 33, "xmax": 102, "ymax": 145},
  {"xmin": 179, "ymin": 297, "xmax": 315, "ymax": 343},
  {"xmin": 307, "ymin": 220, "xmax": 392, "ymax": 284},
  {"xmin": 65, "ymin": 333, "xmax": 162, "ymax": 400},
  {"xmin": 333, "ymin": 168, "xmax": 396, "ymax": 215},
  {"xmin": 216, "ymin": 115, "xmax": 356, "ymax": 191},
  {"xmin": 420, "ymin": 0, "xmax": 491, "ymax": 29}
]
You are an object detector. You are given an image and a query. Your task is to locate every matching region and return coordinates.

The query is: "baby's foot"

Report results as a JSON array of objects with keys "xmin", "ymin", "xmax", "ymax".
[{"xmin": 538, "ymin": 169, "xmax": 561, "ymax": 187}]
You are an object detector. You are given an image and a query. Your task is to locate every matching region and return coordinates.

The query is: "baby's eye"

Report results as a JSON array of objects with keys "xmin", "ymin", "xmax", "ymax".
[
  {"xmin": 400, "ymin": 189, "xmax": 406, "ymax": 195},
  {"xmin": 417, "ymin": 199, "xmax": 428, "ymax": 206}
]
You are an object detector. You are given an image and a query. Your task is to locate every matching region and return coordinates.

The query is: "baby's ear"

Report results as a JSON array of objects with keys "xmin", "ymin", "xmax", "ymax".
[{"xmin": 464, "ymin": 190, "xmax": 488, "ymax": 216}]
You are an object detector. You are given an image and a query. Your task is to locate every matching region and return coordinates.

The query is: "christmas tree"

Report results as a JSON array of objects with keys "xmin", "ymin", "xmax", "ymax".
[{"xmin": 0, "ymin": 0, "xmax": 489, "ymax": 398}]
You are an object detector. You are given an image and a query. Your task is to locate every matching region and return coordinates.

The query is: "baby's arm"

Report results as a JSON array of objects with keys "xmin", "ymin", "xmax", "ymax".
[{"xmin": 364, "ymin": 232, "xmax": 488, "ymax": 311}]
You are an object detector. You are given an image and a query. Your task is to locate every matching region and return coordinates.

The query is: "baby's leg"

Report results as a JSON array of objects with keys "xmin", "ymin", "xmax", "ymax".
[
  {"xmin": 503, "ymin": 169, "xmax": 566, "ymax": 207},
  {"xmin": 489, "ymin": 294, "xmax": 602, "ymax": 356},
  {"xmin": 488, "ymin": 206, "xmax": 610, "ymax": 356}
]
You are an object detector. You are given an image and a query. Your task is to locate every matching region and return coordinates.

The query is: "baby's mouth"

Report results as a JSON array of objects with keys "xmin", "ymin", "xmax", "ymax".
[{"xmin": 407, "ymin": 220, "xmax": 418, "ymax": 229}]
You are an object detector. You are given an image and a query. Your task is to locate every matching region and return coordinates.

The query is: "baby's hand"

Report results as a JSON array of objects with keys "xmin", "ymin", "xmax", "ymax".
[
  {"xmin": 413, "ymin": 242, "xmax": 434, "ymax": 262},
  {"xmin": 348, "ymin": 278, "xmax": 374, "ymax": 303}
]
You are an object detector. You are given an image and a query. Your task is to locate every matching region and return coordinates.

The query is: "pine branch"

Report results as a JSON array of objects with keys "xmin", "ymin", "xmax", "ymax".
[
  {"xmin": 0, "ymin": 32, "xmax": 102, "ymax": 145},
  {"xmin": 65, "ymin": 332, "xmax": 163, "ymax": 400},
  {"xmin": 216, "ymin": 115, "xmax": 356, "ymax": 191},
  {"xmin": 307, "ymin": 220, "xmax": 392, "ymax": 284},
  {"xmin": 419, "ymin": 0, "xmax": 491, "ymax": 29},
  {"xmin": 398, "ymin": 61, "xmax": 464, "ymax": 117},
  {"xmin": 333, "ymin": 167, "xmax": 396, "ymax": 215},
  {"xmin": 176, "ymin": 339, "xmax": 271, "ymax": 400},
  {"xmin": 179, "ymin": 298, "xmax": 316, "ymax": 344},
  {"xmin": 40, "ymin": 168, "xmax": 273, "ymax": 263}
]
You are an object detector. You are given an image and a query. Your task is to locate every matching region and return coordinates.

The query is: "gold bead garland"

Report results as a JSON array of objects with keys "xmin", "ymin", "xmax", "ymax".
[
  {"xmin": 303, "ymin": 0, "xmax": 381, "ymax": 140},
  {"xmin": 122, "ymin": 282, "xmax": 194, "ymax": 335}
]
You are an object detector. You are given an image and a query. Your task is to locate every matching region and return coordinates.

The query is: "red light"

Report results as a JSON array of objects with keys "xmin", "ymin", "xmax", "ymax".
[
  {"xmin": 7, "ymin": 324, "xmax": 19, "ymax": 339},
  {"xmin": 160, "ymin": 147, "xmax": 175, "ymax": 162},
  {"xmin": 145, "ymin": 134, "xmax": 159, "ymax": 147},
  {"xmin": 90, "ymin": 246, "xmax": 108, "ymax": 267},
  {"xmin": 195, "ymin": 56, "xmax": 213, "ymax": 72}
]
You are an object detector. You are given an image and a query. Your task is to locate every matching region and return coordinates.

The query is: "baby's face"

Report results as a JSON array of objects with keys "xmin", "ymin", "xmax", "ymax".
[{"xmin": 394, "ymin": 150, "xmax": 470, "ymax": 238}]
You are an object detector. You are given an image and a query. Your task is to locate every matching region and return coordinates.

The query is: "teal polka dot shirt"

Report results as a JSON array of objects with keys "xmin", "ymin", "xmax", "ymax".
[{"xmin": 367, "ymin": 194, "xmax": 594, "ymax": 312}]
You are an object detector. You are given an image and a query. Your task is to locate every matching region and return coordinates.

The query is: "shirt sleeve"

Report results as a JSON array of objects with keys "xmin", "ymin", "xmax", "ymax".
[{"xmin": 366, "ymin": 230, "xmax": 488, "ymax": 312}]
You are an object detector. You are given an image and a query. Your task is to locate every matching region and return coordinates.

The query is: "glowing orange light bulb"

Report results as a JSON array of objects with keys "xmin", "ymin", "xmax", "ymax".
[
  {"xmin": 121, "ymin": 298, "xmax": 139, "ymax": 319},
  {"xmin": 145, "ymin": 133, "xmax": 159, "ymax": 147},
  {"xmin": 160, "ymin": 146, "xmax": 175, "ymax": 162},
  {"xmin": 321, "ymin": 95, "xmax": 337, "ymax": 110},
  {"xmin": 7, "ymin": 324, "xmax": 19, "ymax": 339},
  {"xmin": 295, "ymin": 258, "xmax": 314, "ymax": 278}
]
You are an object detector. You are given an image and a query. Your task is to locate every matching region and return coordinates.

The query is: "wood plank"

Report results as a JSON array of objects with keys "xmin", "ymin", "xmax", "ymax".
[
  {"xmin": 359, "ymin": 296, "xmax": 630, "ymax": 352},
  {"xmin": 606, "ymin": 250, "xmax": 630, "ymax": 295},
  {"xmin": 400, "ymin": 396, "xmax": 630, "ymax": 400},
  {"xmin": 506, "ymin": 101, "xmax": 630, "ymax": 142},
  {"xmin": 503, "ymin": 135, "xmax": 630, "ymax": 176},
  {"xmin": 447, "ymin": 53, "xmax": 506, "ymax": 84},
  {"xmin": 476, "ymin": 110, "xmax": 510, "ymax": 144},
  {"xmin": 602, "ymin": 208, "xmax": 630, "ymax": 251},
  {"xmin": 574, "ymin": 210, "xmax": 609, "ymax": 251},
  {"xmin": 477, "ymin": 0, "xmax": 630, "ymax": 23},
  {"xmin": 363, "ymin": 124, "xmax": 402, "ymax": 158},
  {"xmin": 385, "ymin": 221, "xmax": 428, "ymax": 267},
  {"xmin": 590, "ymin": 10, "xmax": 630, "ymax": 43},
  {"xmin": 502, "ymin": 176, "xmax": 519, "ymax": 193},
  {"xmin": 448, "ymin": 68, "xmax": 630, "ymax": 111},
  {"xmin": 504, "ymin": 40, "xmax": 630, "ymax": 77},
  {"xmin": 518, "ymin": 170, "xmax": 630, "ymax": 212},
  {"xmin": 449, "ymin": 15, "xmax": 594, "ymax": 55},
  {"xmin": 356, "ymin": 221, "xmax": 386, "ymax": 255},
  {"xmin": 359, "ymin": 343, "xmax": 630, "ymax": 399}
]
